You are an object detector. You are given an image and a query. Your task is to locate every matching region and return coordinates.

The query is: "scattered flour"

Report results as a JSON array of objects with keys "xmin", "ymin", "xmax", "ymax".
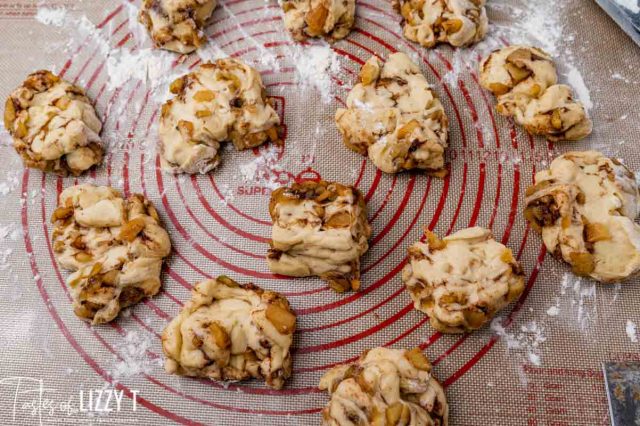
[
  {"xmin": 105, "ymin": 48, "xmax": 178, "ymax": 95},
  {"xmin": 0, "ymin": 169, "xmax": 20, "ymax": 197},
  {"xmin": 626, "ymin": 320, "xmax": 638, "ymax": 343},
  {"xmin": 218, "ymin": 0, "xmax": 280, "ymax": 71},
  {"xmin": 293, "ymin": 43, "xmax": 341, "ymax": 104},
  {"xmin": 611, "ymin": 72, "xmax": 631, "ymax": 83},
  {"xmin": 508, "ymin": 2, "xmax": 563, "ymax": 56},
  {"xmin": 216, "ymin": 182, "xmax": 235, "ymax": 206},
  {"xmin": 111, "ymin": 330, "xmax": 161, "ymax": 381},
  {"xmin": 0, "ymin": 309, "xmax": 37, "ymax": 350},
  {"xmin": 238, "ymin": 145, "xmax": 288, "ymax": 190},
  {"xmin": 35, "ymin": 7, "xmax": 67, "ymax": 27},
  {"xmin": 196, "ymin": 42, "xmax": 228, "ymax": 64},
  {"xmin": 124, "ymin": 1, "xmax": 151, "ymax": 44},
  {"xmin": 491, "ymin": 317, "xmax": 547, "ymax": 367},
  {"xmin": 0, "ymin": 247, "xmax": 13, "ymax": 272},
  {"xmin": 546, "ymin": 306, "xmax": 559, "ymax": 317},
  {"xmin": 443, "ymin": 49, "xmax": 465, "ymax": 87},
  {"xmin": 566, "ymin": 65, "xmax": 593, "ymax": 111},
  {"xmin": 543, "ymin": 273, "xmax": 622, "ymax": 335},
  {"xmin": 560, "ymin": 273, "xmax": 598, "ymax": 331},
  {"xmin": 36, "ymin": 5, "xmax": 188, "ymax": 97}
]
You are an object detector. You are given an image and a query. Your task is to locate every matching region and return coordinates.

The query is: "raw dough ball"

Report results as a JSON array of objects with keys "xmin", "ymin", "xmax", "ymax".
[
  {"xmin": 159, "ymin": 58, "xmax": 282, "ymax": 174},
  {"xmin": 479, "ymin": 45, "xmax": 592, "ymax": 142},
  {"xmin": 281, "ymin": 0, "xmax": 356, "ymax": 41},
  {"xmin": 402, "ymin": 227, "xmax": 525, "ymax": 333},
  {"xmin": 51, "ymin": 184, "xmax": 171, "ymax": 324},
  {"xmin": 479, "ymin": 46, "xmax": 557, "ymax": 116},
  {"xmin": 524, "ymin": 151, "xmax": 640, "ymax": 283},
  {"xmin": 267, "ymin": 180, "xmax": 371, "ymax": 293},
  {"xmin": 4, "ymin": 70, "xmax": 103, "ymax": 176},
  {"xmin": 335, "ymin": 53, "xmax": 449, "ymax": 175},
  {"xmin": 319, "ymin": 347, "xmax": 449, "ymax": 425},
  {"xmin": 521, "ymin": 84, "xmax": 593, "ymax": 141},
  {"xmin": 162, "ymin": 276, "xmax": 296, "ymax": 389},
  {"xmin": 138, "ymin": 0, "xmax": 216, "ymax": 54},
  {"xmin": 393, "ymin": 0, "xmax": 487, "ymax": 48}
]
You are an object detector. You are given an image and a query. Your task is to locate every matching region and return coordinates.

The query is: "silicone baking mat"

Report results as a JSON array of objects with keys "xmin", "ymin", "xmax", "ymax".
[{"xmin": 0, "ymin": 0, "xmax": 639, "ymax": 425}]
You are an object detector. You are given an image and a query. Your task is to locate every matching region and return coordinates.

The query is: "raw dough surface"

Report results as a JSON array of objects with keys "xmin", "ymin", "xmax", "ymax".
[
  {"xmin": 524, "ymin": 151, "xmax": 640, "ymax": 282},
  {"xmin": 319, "ymin": 347, "xmax": 449, "ymax": 425},
  {"xmin": 5, "ymin": 70, "xmax": 103, "ymax": 176},
  {"xmin": 393, "ymin": 0, "xmax": 488, "ymax": 48},
  {"xmin": 336, "ymin": 53, "xmax": 449, "ymax": 175},
  {"xmin": 138, "ymin": 0, "xmax": 217, "ymax": 53},
  {"xmin": 52, "ymin": 184, "xmax": 171, "ymax": 324},
  {"xmin": 159, "ymin": 58, "xmax": 281, "ymax": 174},
  {"xmin": 162, "ymin": 276, "xmax": 296, "ymax": 389},
  {"xmin": 281, "ymin": 0, "xmax": 356, "ymax": 41},
  {"xmin": 403, "ymin": 227, "xmax": 525, "ymax": 333},
  {"xmin": 479, "ymin": 45, "xmax": 592, "ymax": 142},
  {"xmin": 267, "ymin": 180, "xmax": 371, "ymax": 293}
]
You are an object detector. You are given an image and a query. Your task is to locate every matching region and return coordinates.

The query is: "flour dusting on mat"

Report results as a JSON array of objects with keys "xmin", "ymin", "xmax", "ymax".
[
  {"xmin": 196, "ymin": 42, "xmax": 228, "ymax": 64},
  {"xmin": 566, "ymin": 65, "xmax": 593, "ymax": 111},
  {"xmin": 0, "ymin": 169, "xmax": 20, "ymax": 196},
  {"xmin": 35, "ymin": 7, "xmax": 68, "ymax": 27},
  {"xmin": 560, "ymin": 273, "xmax": 598, "ymax": 331},
  {"xmin": 0, "ymin": 223, "xmax": 19, "ymax": 273},
  {"xmin": 33, "ymin": 5, "xmax": 186, "ymax": 98},
  {"xmin": 491, "ymin": 318, "xmax": 547, "ymax": 368},
  {"xmin": 218, "ymin": 0, "xmax": 280, "ymax": 71},
  {"xmin": 104, "ymin": 48, "xmax": 178, "ymax": 95},
  {"xmin": 546, "ymin": 306, "xmax": 559, "ymax": 317},
  {"xmin": 504, "ymin": 1, "xmax": 563, "ymax": 56},
  {"xmin": 111, "ymin": 330, "xmax": 161, "ymax": 381},
  {"xmin": 293, "ymin": 43, "xmax": 341, "ymax": 104},
  {"xmin": 238, "ymin": 145, "xmax": 288, "ymax": 190},
  {"xmin": 626, "ymin": 320, "xmax": 638, "ymax": 343}
]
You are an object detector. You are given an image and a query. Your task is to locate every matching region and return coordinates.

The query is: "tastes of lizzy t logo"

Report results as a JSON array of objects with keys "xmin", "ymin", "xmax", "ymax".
[{"xmin": 0, "ymin": 376, "xmax": 139, "ymax": 425}]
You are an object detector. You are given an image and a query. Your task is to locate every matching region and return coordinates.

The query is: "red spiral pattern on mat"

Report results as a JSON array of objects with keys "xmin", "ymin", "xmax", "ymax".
[{"xmin": 18, "ymin": 2, "xmax": 551, "ymax": 423}]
